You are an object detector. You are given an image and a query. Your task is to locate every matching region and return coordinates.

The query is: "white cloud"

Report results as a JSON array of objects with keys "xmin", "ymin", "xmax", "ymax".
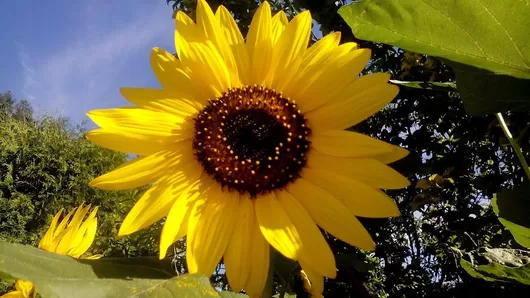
[{"xmin": 19, "ymin": 2, "xmax": 174, "ymax": 121}]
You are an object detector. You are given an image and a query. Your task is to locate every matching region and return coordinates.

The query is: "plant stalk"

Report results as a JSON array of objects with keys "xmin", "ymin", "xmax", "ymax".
[{"xmin": 496, "ymin": 113, "xmax": 530, "ymax": 181}]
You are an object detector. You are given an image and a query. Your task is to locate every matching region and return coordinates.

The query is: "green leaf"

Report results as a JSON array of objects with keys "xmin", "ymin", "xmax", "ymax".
[
  {"xmin": 335, "ymin": 254, "xmax": 375, "ymax": 273},
  {"xmin": 451, "ymin": 63, "xmax": 530, "ymax": 115},
  {"xmin": 498, "ymin": 218, "xmax": 530, "ymax": 249},
  {"xmin": 389, "ymin": 80, "xmax": 457, "ymax": 93},
  {"xmin": 338, "ymin": 0, "xmax": 530, "ymax": 79},
  {"xmin": 493, "ymin": 183, "xmax": 530, "ymax": 248},
  {"xmin": 0, "ymin": 241, "xmax": 245, "ymax": 298},
  {"xmin": 338, "ymin": 0, "xmax": 530, "ymax": 115},
  {"xmin": 459, "ymin": 248, "xmax": 530, "ymax": 285}
]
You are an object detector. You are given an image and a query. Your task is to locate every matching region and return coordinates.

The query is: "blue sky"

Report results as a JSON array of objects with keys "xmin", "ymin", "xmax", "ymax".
[
  {"xmin": 0, "ymin": 0, "xmax": 175, "ymax": 125},
  {"xmin": 0, "ymin": 1, "xmax": 324, "ymax": 126}
]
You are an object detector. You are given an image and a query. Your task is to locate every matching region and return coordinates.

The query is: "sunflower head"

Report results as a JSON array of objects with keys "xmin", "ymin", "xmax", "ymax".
[
  {"xmin": 86, "ymin": 0, "xmax": 409, "ymax": 296},
  {"xmin": 38, "ymin": 203, "xmax": 99, "ymax": 258},
  {"xmin": 194, "ymin": 85, "xmax": 312, "ymax": 197}
]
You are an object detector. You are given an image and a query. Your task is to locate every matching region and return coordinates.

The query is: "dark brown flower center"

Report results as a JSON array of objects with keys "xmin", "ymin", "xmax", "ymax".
[{"xmin": 193, "ymin": 85, "xmax": 311, "ymax": 197}]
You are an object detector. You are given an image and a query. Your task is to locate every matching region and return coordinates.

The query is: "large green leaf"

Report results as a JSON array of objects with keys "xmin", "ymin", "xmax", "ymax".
[
  {"xmin": 493, "ymin": 183, "xmax": 530, "ymax": 248},
  {"xmin": 338, "ymin": 0, "xmax": 530, "ymax": 78},
  {"xmin": 498, "ymin": 218, "xmax": 530, "ymax": 249},
  {"xmin": 338, "ymin": 0, "xmax": 530, "ymax": 115},
  {"xmin": 0, "ymin": 241, "xmax": 245, "ymax": 298},
  {"xmin": 459, "ymin": 248, "xmax": 530, "ymax": 285},
  {"xmin": 450, "ymin": 62, "xmax": 530, "ymax": 115}
]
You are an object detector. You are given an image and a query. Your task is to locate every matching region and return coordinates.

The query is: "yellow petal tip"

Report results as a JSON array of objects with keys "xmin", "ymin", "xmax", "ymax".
[
  {"xmin": 158, "ymin": 250, "xmax": 166, "ymax": 260},
  {"xmin": 117, "ymin": 227, "xmax": 131, "ymax": 239}
]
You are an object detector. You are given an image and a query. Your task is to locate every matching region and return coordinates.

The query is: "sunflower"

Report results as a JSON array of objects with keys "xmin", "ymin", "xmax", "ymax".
[
  {"xmin": 1, "ymin": 204, "xmax": 99, "ymax": 298},
  {"xmin": 86, "ymin": 0, "xmax": 409, "ymax": 296},
  {"xmin": 0, "ymin": 281, "xmax": 34, "ymax": 298}
]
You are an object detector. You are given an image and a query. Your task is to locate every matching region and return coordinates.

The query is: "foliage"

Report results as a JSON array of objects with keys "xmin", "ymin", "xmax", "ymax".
[
  {"xmin": 0, "ymin": 93, "xmax": 180, "ymax": 294},
  {"xmin": 458, "ymin": 247, "xmax": 530, "ymax": 285}
]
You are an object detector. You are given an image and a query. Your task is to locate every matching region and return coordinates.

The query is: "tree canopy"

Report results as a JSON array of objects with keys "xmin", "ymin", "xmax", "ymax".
[{"xmin": 0, "ymin": 92, "xmax": 173, "ymax": 294}]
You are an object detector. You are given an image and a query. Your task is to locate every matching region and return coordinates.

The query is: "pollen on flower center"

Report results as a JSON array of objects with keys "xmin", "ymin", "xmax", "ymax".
[{"xmin": 193, "ymin": 85, "xmax": 311, "ymax": 197}]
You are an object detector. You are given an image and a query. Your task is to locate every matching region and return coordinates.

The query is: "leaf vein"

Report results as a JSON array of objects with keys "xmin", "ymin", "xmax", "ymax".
[{"xmin": 476, "ymin": 0, "xmax": 530, "ymax": 68}]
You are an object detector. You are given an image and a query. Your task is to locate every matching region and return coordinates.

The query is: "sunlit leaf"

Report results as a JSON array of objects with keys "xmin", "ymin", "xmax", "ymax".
[
  {"xmin": 0, "ymin": 241, "xmax": 245, "ymax": 298},
  {"xmin": 338, "ymin": 0, "xmax": 530, "ymax": 115},
  {"xmin": 459, "ymin": 248, "xmax": 530, "ymax": 285},
  {"xmin": 493, "ymin": 183, "xmax": 530, "ymax": 248}
]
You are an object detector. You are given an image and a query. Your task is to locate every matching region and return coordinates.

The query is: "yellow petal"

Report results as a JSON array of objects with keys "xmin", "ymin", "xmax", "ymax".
[
  {"xmin": 89, "ymin": 145, "xmax": 193, "ymax": 190},
  {"xmin": 254, "ymin": 192, "xmax": 300, "ymax": 259},
  {"xmin": 284, "ymin": 32, "xmax": 342, "ymax": 98},
  {"xmin": 175, "ymin": 13, "xmax": 230, "ymax": 99},
  {"xmin": 296, "ymin": 49, "xmax": 371, "ymax": 113},
  {"xmin": 374, "ymin": 144, "xmax": 410, "ymax": 164},
  {"xmin": 307, "ymin": 151, "xmax": 410, "ymax": 189},
  {"xmin": 271, "ymin": 11, "xmax": 288, "ymax": 45},
  {"xmin": 302, "ymin": 168, "xmax": 400, "ymax": 219},
  {"xmin": 185, "ymin": 41, "xmax": 232, "ymax": 98},
  {"xmin": 287, "ymin": 36, "xmax": 351, "ymax": 97},
  {"xmin": 159, "ymin": 181, "xmax": 201, "ymax": 259},
  {"xmin": 244, "ymin": 216, "xmax": 270, "ymax": 298},
  {"xmin": 288, "ymin": 179, "xmax": 375, "ymax": 250},
  {"xmin": 275, "ymin": 191, "xmax": 336, "ymax": 278},
  {"xmin": 149, "ymin": 47, "xmax": 198, "ymax": 99},
  {"xmin": 301, "ymin": 32, "xmax": 342, "ymax": 69},
  {"xmin": 87, "ymin": 107, "xmax": 189, "ymax": 135},
  {"xmin": 310, "ymin": 130, "xmax": 397, "ymax": 158},
  {"xmin": 302, "ymin": 73, "xmax": 391, "ymax": 123},
  {"xmin": 38, "ymin": 208, "xmax": 64, "ymax": 250},
  {"xmin": 186, "ymin": 185, "xmax": 238, "ymax": 275},
  {"xmin": 271, "ymin": 11, "xmax": 312, "ymax": 92},
  {"xmin": 120, "ymin": 87, "xmax": 202, "ymax": 114},
  {"xmin": 196, "ymin": 0, "xmax": 240, "ymax": 86},
  {"xmin": 324, "ymin": 73, "xmax": 391, "ymax": 107},
  {"xmin": 174, "ymin": 11, "xmax": 204, "ymax": 62},
  {"xmin": 215, "ymin": 5, "xmax": 250, "ymax": 84},
  {"xmin": 86, "ymin": 128, "xmax": 193, "ymax": 156},
  {"xmin": 306, "ymin": 84, "xmax": 399, "ymax": 130},
  {"xmin": 15, "ymin": 280, "xmax": 34, "ymax": 298},
  {"xmin": 246, "ymin": 1, "xmax": 273, "ymax": 86},
  {"xmin": 331, "ymin": 42, "xmax": 358, "ymax": 57},
  {"xmin": 224, "ymin": 195, "xmax": 253, "ymax": 292},
  {"xmin": 68, "ymin": 207, "xmax": 98, "ymax": 257},
  {"xmin": 52, "ymin": 208, "xmax": 77, "ymax": 240},
  {"xmin": 0, "ymin": 291, "xmax": 24, "ymax": 298},
  {"xmin": 119, "ymin": 160, "xmax": 202, "ymax": 236},
  {"xmin": 55, "ymin": 205, "xmax": 92, "ymax": 256}
]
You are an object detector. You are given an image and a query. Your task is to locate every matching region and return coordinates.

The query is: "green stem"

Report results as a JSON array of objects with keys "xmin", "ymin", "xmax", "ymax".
[
  {"xmin": 261, "ymin": 247, "xmax": 275, "ymax": 298},
  {"xmin": 496, "ymin": 113, "xmax": 530, "ymax": 181}
]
